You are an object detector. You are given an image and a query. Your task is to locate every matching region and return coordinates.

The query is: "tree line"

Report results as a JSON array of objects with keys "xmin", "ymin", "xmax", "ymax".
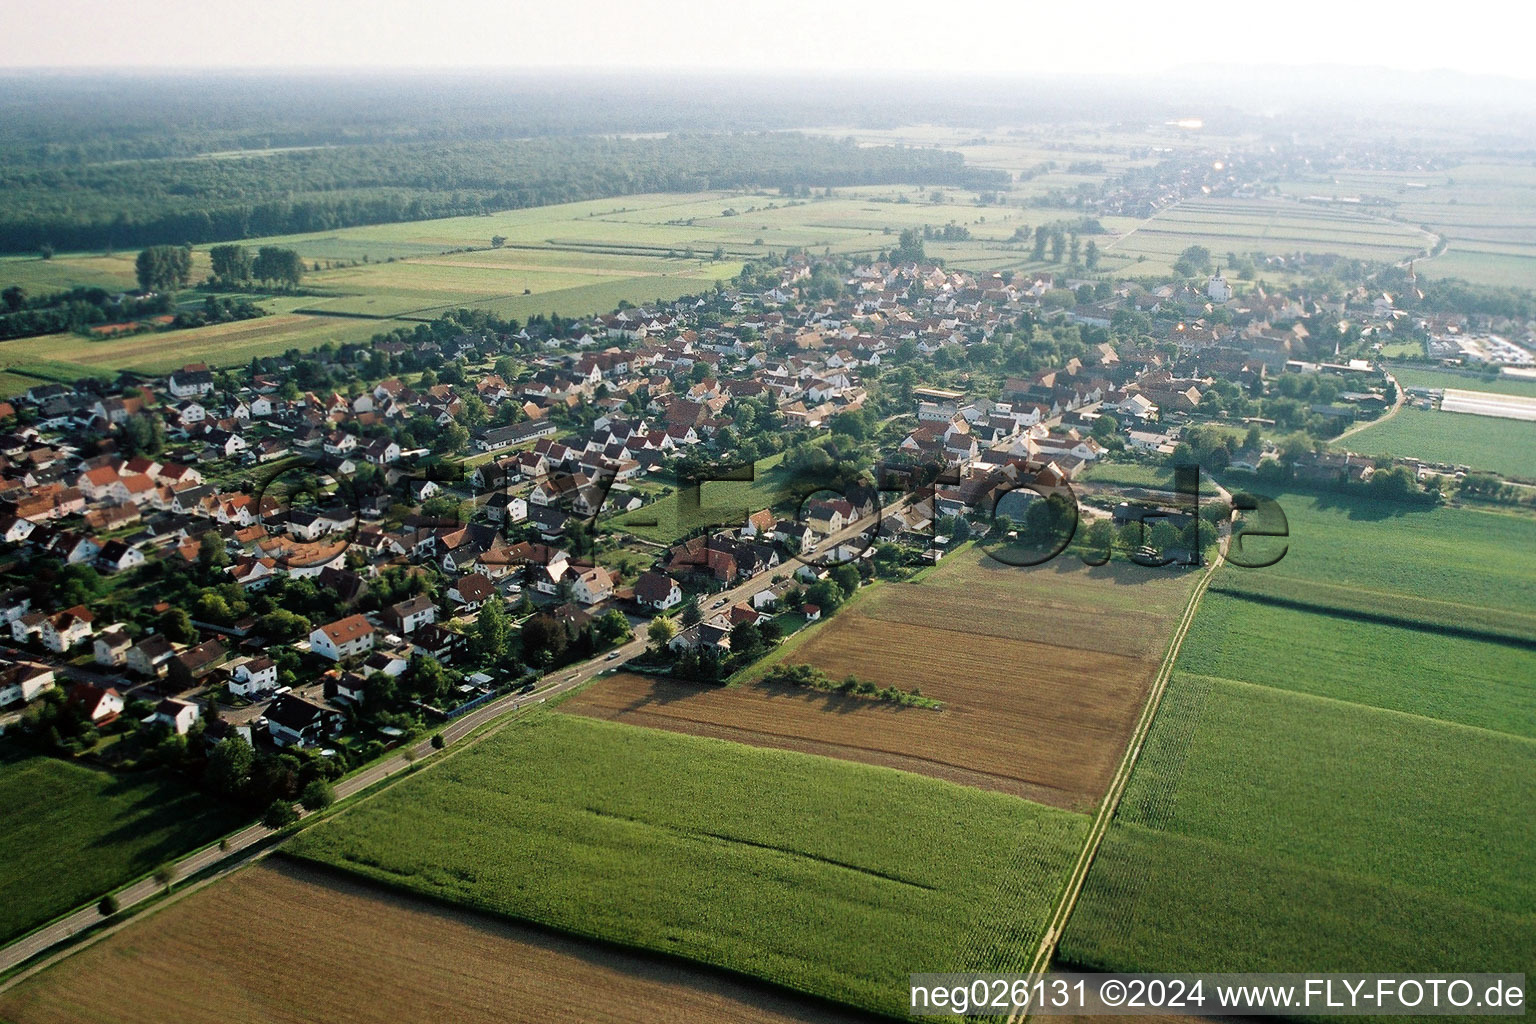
[{"xmin": 0, "ymin": 133, "xmax": 1008, "ymax": 254}]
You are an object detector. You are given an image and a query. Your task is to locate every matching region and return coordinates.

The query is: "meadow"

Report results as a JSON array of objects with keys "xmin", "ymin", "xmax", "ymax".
[
  {"xmin": 607, "ymin": 452, "xmax": 796, "ymax": 544},
  {"xmin": 0, "ymin": 859, "xmax": 881, "ymax": 1024},
  {"xmin": 288, "ymin": 712, "xmax": 1088, "ymax": 1017},
  {"xmin": 1341, "ymin": 405, "xmax": 1536, "ymax": 479},
  {"xmin": 0, "ymin": 754, "xmax": 247, "ymax": 945}
]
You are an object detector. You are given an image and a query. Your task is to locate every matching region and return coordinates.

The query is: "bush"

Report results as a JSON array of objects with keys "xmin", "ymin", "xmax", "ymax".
[
  {"xmin": 263, "ymin": 799, "xmax": 299, "ymax": 829},
  {"xmin": 431, "ymin": 733, "xmax": 445, "ymax": 750},
  {"xmin": 299, "ymin": 780, "xmax": 335, "ymax": 812},
  {"xmin": 98, "ymin": 894, "xmax": 119, "ymax": 916}
]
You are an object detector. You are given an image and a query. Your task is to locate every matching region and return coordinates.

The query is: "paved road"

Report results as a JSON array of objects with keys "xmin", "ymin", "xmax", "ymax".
[{"xmin": 0, "ymin": 508, "xmax": 896, "ymax": 976}]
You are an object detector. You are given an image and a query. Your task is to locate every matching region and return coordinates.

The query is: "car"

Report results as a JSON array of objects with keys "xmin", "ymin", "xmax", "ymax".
[
  {"xmin": 606, "ymin": 651, "xmax": 621, "ymax": 660},
  {"xmin": 712, "ymin": 598, "xmax": 727, "ymax": 608}
]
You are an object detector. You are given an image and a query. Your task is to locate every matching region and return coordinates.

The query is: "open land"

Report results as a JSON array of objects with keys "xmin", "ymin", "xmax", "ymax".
[
  {"xmin": 0, "ymin": 754, "xmax": 247, "ymax": 945},
  {"xmin": 0, "ymin": 858, "xmax": 882, "ymax": 1024},
  {"xmin": 1061, "ymin": 493, "xmax": 1536, "ymax": 984},
  {"xmin": 571, "ymin": 549, "xmax": 1200, "ymax": 810},
  {"xmin": 285, "ymin": 712, "xmax": 1089, "ymax": 1018}
]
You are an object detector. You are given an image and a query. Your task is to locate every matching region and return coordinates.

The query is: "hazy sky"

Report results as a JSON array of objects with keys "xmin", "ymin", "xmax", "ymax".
[{"xmin": 0, "ymin": 0, "xmax": 1528, "ymax": 80}]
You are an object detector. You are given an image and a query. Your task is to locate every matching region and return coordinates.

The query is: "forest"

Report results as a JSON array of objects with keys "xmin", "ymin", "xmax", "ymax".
[{"xmin": 0, "ymin": 129, "xmax": 1007, "ymax": 254}]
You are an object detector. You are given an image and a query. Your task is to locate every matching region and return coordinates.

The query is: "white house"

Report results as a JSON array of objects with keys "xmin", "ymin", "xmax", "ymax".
[
  {"xmin": 229, "ymin": 656, "xmax": 278, "ymax": 697},
  {"xmin": 151, "ymin": 698, "xmax": 200, "ymax": 735},
  {"xmin": 570, "ymin": 566, "xmax": 615, "ymax": 606},
  {"xmin": 308, "ymin": 614, "xmax": 376, "ymax": 661}
]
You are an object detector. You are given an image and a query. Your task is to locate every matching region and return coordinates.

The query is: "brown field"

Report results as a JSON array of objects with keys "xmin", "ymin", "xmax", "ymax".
[
  {"xmin": 569, "ymin": 551, "xmax": 1197, "ymax": 810},
  {"xmin": 0, "ymin": 859, "xmax": 877, "ymax": 1024}
]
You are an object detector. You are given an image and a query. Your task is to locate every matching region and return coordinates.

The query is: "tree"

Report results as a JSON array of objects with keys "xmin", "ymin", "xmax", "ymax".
[
  {"xmin": 594, "ymin": 609, "xmax": 632, "ymax": 646},
  {"xmin": 299, "ymin": 779, "xmax": 335, "ymax": 812},
  {"xmin": 431, "ymin": 733, "xmax": 445, "ymax": 750},
  {"xmin": 1084, "ymin": 240, "xmax": 1100, "ymax": 270},
  {"xmin": 680, "ymin": 597, "xmax": 702, "ymax": 626},
  {"xmin": 153, "ymin": 862, "xmax": 178, "ymax": 893},
  {"xmin": 209, "ymin": 243, "xmax": 253, "ymax": 284},
  {"xmin": 490, "ymin": 235, "xmax": 507, "ymax": 248},
  {"xmin": 205, "ymin": 735, "xmax": 254, "ymax": 798},
  {"xmin": 263, "ymin": 799, "xmax": 299, "ymax": 829},
  {"xmin": 252, "ymin": 246, "xmax": 303, "ymax": 289},
  {"xmin": 157, "ymin": 607, "xmax": 198, "ymax": 645},
  {"xmin": 1050, "ymin": 231, "xmax": 1066, "ymax": 263},
  {"xmin": 135, "ymin": 245, "xmax": 192, "ymax": 293},
  {"xmin": 728, "ymin": 621, "xmax": 763, "ymax": 660},
  {"xmin": 647, "ymin": 616, "xmax": 677, "ymax": 651},
  {"xmin": 1, "ymin": 285, "xmax": 25, "ymax": 312},
  {"xmin": 891, "ymin": 227, "xmax": 925, "ymax": 264},
  {"xmin": 520, "ymin": 613, "xmax": 568, "ymax": 662},
  {"xmin": 1173, "ymin": 245, "xmax": 1213, "ymax": 277},
  {"xmin": 470, "ymin": 597, "xmax": 510, "ymax": 663},
  {"xmin": 98, "ymin": 894, "xmax": 119, "ymax": 916}
]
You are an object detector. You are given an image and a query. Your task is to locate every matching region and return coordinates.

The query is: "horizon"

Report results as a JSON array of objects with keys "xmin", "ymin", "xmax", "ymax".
[{"xmin": 2, "ymin": 0, "xmax": 1534, "ymax": 84}]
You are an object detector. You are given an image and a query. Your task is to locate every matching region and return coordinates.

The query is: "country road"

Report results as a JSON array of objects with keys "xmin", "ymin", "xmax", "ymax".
[{"xmin": 0, "ymin": 504, "xmax": 897, "ymax": 979}]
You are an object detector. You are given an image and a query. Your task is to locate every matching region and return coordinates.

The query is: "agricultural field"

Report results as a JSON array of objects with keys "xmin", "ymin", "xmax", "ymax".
[
  {"xmin": 1277, "ymin": 159, "xmax": 1536, "ymax": 288},
  {"xmin": 1061, "ymin": 489, "xmax": 1536, "ymax": 983},
  {"xmin": 1212, "ymin": 488, "xmax": 1536, "ymax": 625},
  {"xmin": 0, "ymin": 858, "xmax": 882, "ymax": 1024},
  {"xmin": 1061, "ymin": 676, "xmax": 1536, "ymax": 979},
  {"xmin": 572, "ymin": 549, "xmax": 1199, "ymax": 809},
  {"xmin": 1338, "ymin": 405, "xmax": 1536, "ymax": 479},
  {"xmin": 0, "ymin": 753, "xmax": 247, "ymax": 945},
  {"xmin": 1390, "ymin": 366, "xmax": 1536, "ymax": 398},
  {"xmin": 287, "ymin": 712, "xmax": 1088, "ymax": 1017},
  {"xmin": 1105, "ymin": 197, "xmax": 1431, "ymax": 278}
]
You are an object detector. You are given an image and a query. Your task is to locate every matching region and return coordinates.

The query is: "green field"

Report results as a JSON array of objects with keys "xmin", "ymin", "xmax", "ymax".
[
  {"xmin": 1176, "ymin": 592, "xmax": 1535, "ymax": 737},
  {"xmin": 1390, "ymin": 366, "xmax": 1536, "ymax": 399},
  {"xmin": 289, "ymin": 712, "xmax": 1088, "ymax": 1016},
  {"xmin": 1215, "ymin": 488, "xmax": 1536, "ymax": 622},
  {"xmin": 608, "ymin": 452, "xmax": 802, "ymax": 544},
  {"xmin": 1340, "ymin": 405, "xmax": 1536, "ymax": 479},
  {"xmin": 0, "ymin": 754, "xmax": 248, "ymax": 944},
  {"xmin": 1062, "ymin": 676, "xmax": 1536, "ymax": 977},
  {"xmin": 1061, "ymin": 488, "xmax": 1536, "ymax": 987}
]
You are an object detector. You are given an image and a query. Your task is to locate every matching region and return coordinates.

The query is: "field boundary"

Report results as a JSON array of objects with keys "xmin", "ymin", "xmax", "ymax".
[{"xmin": 1010, "ymin": 544, "xmax": 1226, "ymax": 1022}]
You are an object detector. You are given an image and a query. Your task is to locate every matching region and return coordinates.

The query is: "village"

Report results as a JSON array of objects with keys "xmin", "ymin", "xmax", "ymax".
[{"xmin": 0, "ymin": 245, "xmax": 1516, "ymax": 805}]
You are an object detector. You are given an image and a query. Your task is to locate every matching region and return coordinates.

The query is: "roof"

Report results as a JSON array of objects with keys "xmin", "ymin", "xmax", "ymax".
[{"xmin": 318, "ymin": 614, "xmax": 374, "ymax": 644}]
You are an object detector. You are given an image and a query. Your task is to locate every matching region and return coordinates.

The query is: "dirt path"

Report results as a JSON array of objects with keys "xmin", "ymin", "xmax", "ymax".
[{"xmin": 1332, "ymin": 368, "xmax": 1405, "ymax": 443}]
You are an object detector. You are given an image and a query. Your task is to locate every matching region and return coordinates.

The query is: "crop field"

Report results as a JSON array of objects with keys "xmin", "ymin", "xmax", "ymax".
[
  {"xmin": 1061, "ymin": 675, "xmax": 1536, "ymax": 978},
  {"xmin": 1213, "ymin": 489, "xmax": 1536, "ymax": 624},
  {"xmin": 1390, "ymin": 366, "xmax": 1536, "ymax": 398},
  {"xmin": 572, "ymin": 550, "xmax": 1197, "ymax": 809},
  {"xmin": 0, "ymin": 859, "xmax": 881, "ymax": 1024},
  {"xmin": 1339, "ymin": 405, "xmax": 1536, "ymax": 479},
  {"xmin": 1107, "ymin": 197, "xmax": 1431, "ymax": 275},
  {"xmin": 0, "ymin": 754, "xmax": 247, "ymax": 945},
  {"xmin": 1275, "ymin": 159, "xmax": 1536, "ymax": 288},
  {"xmin": 287, "ymin": 712, "xmax": 1088, "ymax": 1017},
  {"xmin": 1175, "ymin": 592, "xmax": 1534, "ymax": 736},
  {"xmin": 0, "ymin": 312, "xmax": 398, "ymax": 384},
  {"xmin": 1061, "ymin": 485, "xmax": 1536, "ymax": 984}
]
